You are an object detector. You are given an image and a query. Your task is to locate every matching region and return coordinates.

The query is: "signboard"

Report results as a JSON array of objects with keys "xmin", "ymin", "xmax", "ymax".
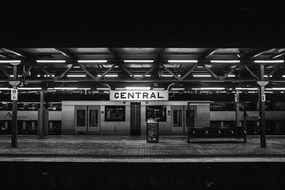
[
  {"xmin": 11, "ymin": 89, "xmax": 18, "ymax": 101},
  {"xmin": 262, "ymin": 94, "xmax": 266, "ymax": 102},
  {"xmin": 110, "ymin": 90, "xmax": 168, "ymax": 101}
]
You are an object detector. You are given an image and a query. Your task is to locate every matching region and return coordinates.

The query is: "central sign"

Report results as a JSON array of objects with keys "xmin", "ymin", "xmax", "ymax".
[{"xmin": 110, "ymin": 90, "xmax": 168, "ymax": 101}]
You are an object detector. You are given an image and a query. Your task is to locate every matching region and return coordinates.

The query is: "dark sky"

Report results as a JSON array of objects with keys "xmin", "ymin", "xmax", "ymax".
[{"xmin": 1, "ymin": 0, "xmax": 284, "ymax": 47}]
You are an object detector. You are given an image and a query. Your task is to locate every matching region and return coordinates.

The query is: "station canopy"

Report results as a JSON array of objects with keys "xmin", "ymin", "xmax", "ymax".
[{"xmin": 0, "ymin": 48, "xmax": 285, "ymax": 92}]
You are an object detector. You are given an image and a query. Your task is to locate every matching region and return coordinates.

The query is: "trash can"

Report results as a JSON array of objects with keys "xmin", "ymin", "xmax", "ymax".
[{"xmin": 146, "ymin": 119, "xmax": 159, "ymax": 143}]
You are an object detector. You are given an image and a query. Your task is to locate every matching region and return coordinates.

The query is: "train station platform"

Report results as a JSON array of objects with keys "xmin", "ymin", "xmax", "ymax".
[{"xmin": 0, "ymin": 135, "xmax": 285, "ymax": 162}]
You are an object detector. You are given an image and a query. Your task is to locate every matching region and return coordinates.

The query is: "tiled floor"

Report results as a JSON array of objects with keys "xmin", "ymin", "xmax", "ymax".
[{"xmin": 0, "ymin": 135, "xmax": 285, "ymax": 162}]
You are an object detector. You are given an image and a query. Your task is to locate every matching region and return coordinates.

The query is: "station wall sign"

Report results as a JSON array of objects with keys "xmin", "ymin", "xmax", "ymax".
[
  {"xmin": 11, "ymin": 89, "xmax": 18, "ymax": 101},
  {"xmin": 110, "ymin": 90, "xmax": 168, "ymax": 101}
]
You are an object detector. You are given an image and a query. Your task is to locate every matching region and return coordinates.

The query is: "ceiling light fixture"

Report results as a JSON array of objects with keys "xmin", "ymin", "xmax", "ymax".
[
  {"xmin": 36, "ymin": 60, "xmax": 66, "ymax": 63},
  {"xmin": 125, "ymin": 87, "xmax": 151, "ymax": 90},
  {"xmin": 0, "ymin": 60, "xmax": 21, "ymax": 64},
  {"xmin": 124, "ymin": 60, "xmax": 154, "ymax": 63},
  {"xmin": 168, "ymin": 60, "xmax": 198, "ymax": 63},
  {"xmin": 210, "ymin": 60, "xmax": 240, "ymax": 63},
  {"xmin": 192, "ymin": 74, "xmax": 212, "ymax": 77},
  {"xmin": 77, "ymin": 60, "xmax": 107, "ymax": 63},
  {"xmin": 66, "ymin": 74, "xmax": 87, "ymax": 78},
  {"xmin": 192, "ymin": 87, "xmax": 225, "ymax": 90},
  {"xmin": 254, "ymin": 60, "xmax": 284, "ymax": 63}
]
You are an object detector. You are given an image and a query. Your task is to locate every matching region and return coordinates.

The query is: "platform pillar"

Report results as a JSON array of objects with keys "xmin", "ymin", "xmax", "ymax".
[
  {"xmin": 235, "ymin": 90, "xmax": 241, "ymax": 127},
  {"xmin": 9, "ymin": 64, "xmax": 20, "ymax": 148},
  {"xmin": 257, "ymin": 64, "xmax": 268, "ymax": 148},
  {"xmin": 38, "ymin": 90, "xmax": 45, "ymax": 139}
]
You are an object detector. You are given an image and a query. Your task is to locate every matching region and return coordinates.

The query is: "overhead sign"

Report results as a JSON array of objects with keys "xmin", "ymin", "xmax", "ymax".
[
  {"xmin": 11, "ymin": 89, "xmax": 18, "ymax": 101},
  {"xmin": 110, "ymin": 90, "xmax": 168, "ymax": 101}
]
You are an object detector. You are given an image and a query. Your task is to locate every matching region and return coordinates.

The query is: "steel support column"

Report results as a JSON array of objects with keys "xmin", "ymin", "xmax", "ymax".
[
  {"xmin": 257, "ymin": 64, "xmax": 268, "ymax": 148},
  {"xmin": 235, "ymin": 90, "xmax": 241, "ymax": 127},
  {"xmin": 38, "ymin": 90, "xmax": 44, "ymax": 139},
  {"xmin": 10, "ymin": 64, "xmax": 20, "ymax": 148}
]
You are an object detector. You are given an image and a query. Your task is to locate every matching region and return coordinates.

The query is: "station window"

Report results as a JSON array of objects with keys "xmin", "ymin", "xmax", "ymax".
[
  {"xmin": 146, "ymin": 106, "xmax": 166, "ymax": 122},
  {"xmin": 89, "ymin": 110, "xmax": 99, "ymax": 127},
  {"xmin": 173, "ymin": 110, "xmax": 182, "ymax": 127},
  {"xmin": 105, "ymin": 106, "xmax": 125, "ymax": 122},
  {"xmin": 76, "ymin": 110, "xmax": 86, "ymax": 127}
]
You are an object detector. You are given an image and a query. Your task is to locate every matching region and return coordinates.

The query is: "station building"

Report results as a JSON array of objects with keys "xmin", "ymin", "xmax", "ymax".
[{"xmin": 0, "ymin": 48, "xmax": 284, "ymax": 141}]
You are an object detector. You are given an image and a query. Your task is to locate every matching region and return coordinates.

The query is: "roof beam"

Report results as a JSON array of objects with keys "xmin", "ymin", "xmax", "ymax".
[
  {"xmin": 199, "ymin": 48, "xmax": 217, "ymax": 59},
  {"xmin": 203, "ymin": 65, "xmax": 219, "ymax": 79},
  {"xmin": 2, "ymin": 48, "xmax": 25, "ymax": 58},
  {"xmin": 241, "ymin": 48, "xmax": 272, "ymax": 59},
  {"xmin": 98, "ymin": 64, "xmax": 116, "ymax": 79},
  {"xmin": 79, "ymin": 64, "xmax": 98, "ymax": 80},
  {"xmin": 271, "ymin": 50, "xmax": 285, "ymax": 59},
  {"xmin": 151, "ymin": 48, "xmax": 164, "ymax": 79},
  {"xmin": 243, "ymin": 64, "xmax": 260, "ymax": 80},
  {"xmin": 162, "ymin": 64, "xmax": 180, "ymax": 80},
  {"xmin": 55, "ymin": 48, "xmax": 77, "ymax": 59},
  {"xmin": 268, "ymin": 65, "xmax": 280, "ymax": 76},
  {"xmin": 108, "ymin": 48, "xmax": 133, "ymax": 79},
  {"xmin": 0, "ymin": 68, "xmax": 10, "ymax": 78},
  {"xmin": 180, "ymin": 64, "xmax": 198, "ymax": 80},
  {"xmin": 55, "ymin": 65, "xmax": 74, "ymax": 80},
  {"xmin": 38, "ymin": 65, "xmax": 55, "ymax": 80},
  {"xmin": 0, "ymin": 79, "xmax": 260, "ymax": 83}
]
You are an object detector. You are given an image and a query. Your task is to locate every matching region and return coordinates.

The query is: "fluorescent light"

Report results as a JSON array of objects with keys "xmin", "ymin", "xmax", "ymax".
[
  {"xmin": 97, "ymin": 88, "xmax": 110, "ymax": 91},
  {"xmin": 37, "ymin": 60, "xmax": 66, "ymax": 63},
  {"xmin": 0, "ymin": 60, "xmax": 21, "ymax": 64},
  {"xmin": 97, "ymin": 74, "xmax": 118, "ymax": 77},
  {"xmin": 236, "ymin": 87, "xmax": 258, "ymax": 90},
  {"xmin": 192, "ymin": 74, "xmax": 212, "ymax": 78},
  {"xmin": 264, "ymin": 75, "xmax": 272, "ymax": 78},
  {"xmin": 18, "ymin": 87, "xmax": 42, "ymax": 90},
  {"xmin": 161, "ymin": 74, "xmax": 173, "ymax": 77},
  {"xmin": 171, "ymin": 88, "xmax": 185, "ymax": 90},
  {"xmin": 254, "ymin": 60, "xmax": 284, "ymax": 63},
  {"xmin": 266, "ymin": 88, "xmax": 285, "ymax": 90},
  {"xmin": 9, "ymin": 75, "xmax": 21, "ymax": 77},
  {"xmin": 53, "ymin": 87, "xmax": 90, "ymax": 90},
  {"xmin": 164, "ymin": 64, "xmax": 180, "ymax": 68},
  {"xmin": 210, "ymin": 60, "xmax": 240, "ymax": 63},
  {"xmin": 125, "ymin": 87, "xmax": 151, "ymax": 90},
  {"xmin": 282, "ymin": 75, "xmax": 285, "ymax": 78},
  {"xmin": 67, "ymin": 74, "xmax": 86, "ymax": 78},
  {"xmin": 168, "ymin": 60, "xmax": 198, "ymax": 63},
  {"xmin": 37, "ymin": 74, "xmax": 55, "ymax": 77},
  {"xmin": 153, "ymin": 88, "xmax": 165, "ymax": 90},
  {"xmin": 53, "ymin": 87, "xmax": 78, "ymax": 90},
  {"xmin": 73, "ymin": 66, "xmax": 81, "ymax": 68},
  {"xmin": 192, "ymin": 87, "xmax": 225, "ymax": 90},
  {"xmin": 128, "ymin": 64, "xmax": 152, "ymax": 68},
  {"xmin": 102, "ymin": 64, "xmax": 114, "ymax": 68},
  {"xmin": 132, "ymin": 74, "xmax": 151, "ymax": 77},
  {"xmin": 78, "ymin": 60, "xmax": 107, "ymax": 63},
  {"xmin": 124, "ymin": 60, "xmax": 154, "ymax": 63},
  {"xmin": 227, "ymin": 74, "xmax": 236, "ymax": 77},
  {"xmin": 0, "ymin": 88, "xmax": 10, "ymax": 90}
]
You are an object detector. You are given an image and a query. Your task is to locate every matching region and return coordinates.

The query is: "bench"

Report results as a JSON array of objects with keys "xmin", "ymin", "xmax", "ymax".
[{"xmin": 187, "ymin": 126, "xmax": 247, "ymax": 143}]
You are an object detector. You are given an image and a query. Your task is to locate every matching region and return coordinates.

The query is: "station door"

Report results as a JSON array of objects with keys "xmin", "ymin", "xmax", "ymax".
[
  {"xmin": 130, "ymin": 102, "xmax": 141, "ymax": 135},
  {"xmin": 74, "ymin": 105, "xmax": 100, "ymax": 134},
  {"xmin": 171, "ymin": 106, "xmax": 186, "ymax": 133}
]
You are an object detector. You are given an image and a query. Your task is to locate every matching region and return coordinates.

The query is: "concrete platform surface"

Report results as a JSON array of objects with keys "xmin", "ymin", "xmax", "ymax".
[{"xmin": 0, "ymin": 135, "xmax": 285, "ymax": 162}]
